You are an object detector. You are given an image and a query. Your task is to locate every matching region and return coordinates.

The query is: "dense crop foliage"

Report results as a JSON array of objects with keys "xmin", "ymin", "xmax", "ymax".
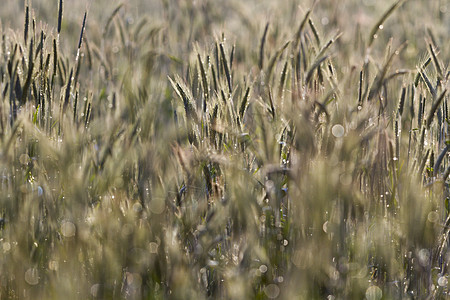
[{"xmin": 0, "ymin": 0, "xmax": 448, "ymax": 298}]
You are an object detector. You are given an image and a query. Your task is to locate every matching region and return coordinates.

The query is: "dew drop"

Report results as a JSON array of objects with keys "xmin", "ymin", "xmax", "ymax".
[
  {"xmin": 418, "ymin": 248, "xmax": 430, "ymax": 266},
  {"xmin": 37, "ymin": 186, "xmax": 43, "ymax": 197},
  {"xmin": 323, "ymin": 221, "xmax": 329, "ymax": 233},
  {"xmin": 438, "ymin": 276, "xmax": 448, "ymax": 287},
  {"xmin": 259, "ymin": 265, "xmax": 268, "ymax": 273},
  {"xmin": 61, "ymin": 221, "xmax": 76, "ymax": 238},
  {"xmin": 208, "ymin": 260, "xmax": 219, "ymax": 267},
  {"xmin": 332, "ymin": 124, "xmax": 345, "ymax": 138},
  {"xmin": 149, "ymin": 242, "xmax": 158, "ymax": 254},
  {"xmin": 264, "ymin": 284, "xmax": 280, "ymax": 299},
  {"xmin": 428, "ymin": 211, "xmax": 439, "ymax": 223},
  {"xmin": 49, "ymin": 260, "xmax": 59, "ymax": 271},
  {"xmin": 91, "ymin": 284, "xmax": 101, "ymax": 297},
  {"xmin": 19, "ymin": 154, "xmax": 30, "ymax": 165},
  {"xmin": 25, "ymin": 268, "xmax": 39, "ymax": 285},
  {"xmin": 3, "ymin": 242, "xmax": 11, "ymax": 252},
  {"xmin": 149, "ymin": 198, "xmax": 165, "ymax": 214},
  {"xmin": 133, "ymin": 202, "xmax": 142, "ymax": 212},
  {"xmin": 365, "ymin": 285, "xmax": 382, "ymax": 300}
]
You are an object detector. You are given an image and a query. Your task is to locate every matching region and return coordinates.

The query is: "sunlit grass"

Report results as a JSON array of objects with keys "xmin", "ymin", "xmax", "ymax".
[{"xmin": 0, "ymin": 0, "xmax": 448, "ymax": 299}]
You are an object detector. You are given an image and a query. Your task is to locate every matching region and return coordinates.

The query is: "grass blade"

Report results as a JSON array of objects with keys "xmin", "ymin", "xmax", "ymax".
[
  {"xmin": 104, "ymin": 3, "xmax": 124, "ymax": 37},
  {"xmin": 426, "ymin": 90, "xmax": 447, "ymax": 129},
  {"xmin": 414, "ymin": 57, "xmax": 431, "ymax": 87},
  {"xmin": 358, "ymin": 69, "xmax": 363, "ymax": 106},
  {"xmin": 219, "ymin": 43, "xmax": 232, "ymax": 94},
  {"xmin": 239, "ymin": 87, "xmax": 250, "ymax": 120},
  {"xmin": 24, "ymin": 5, "xmax": 29, "ymax": 42},
  {"xmin": 368, "ymin": 0, "xmax": 405, "ymax": 47},
  {"xmin": 418, "ymin": 68, "xmax": 436, "ymax": 98},
  {"xmin": 278, "ymin": 60, "xmax": 288, "ymax": 97},
  {"xmin": 434, "ymin": 143, "xmax": 449, "ymax": 176},
  {"xmin": 316, "ymin": 32, "xmax": 342, "ymax": 59},
  {"xmin": 78, "ymin": 12, "xmax": 87, "ymax": 51},
  {"xmin": 368, "ymin": 42, "xmax": 406, "ymax": 101},
  {"xmin": 428, "ymin": 43, "xmax": 443, "ymax": 79},
  {"xmin": 63, "ymin": 68, "xmax": 73, "ymax": 112},
  {"xmin": 169, "ymin": 76, "xmax": 198, "ymax": 123},
  {"xmin": 305, "ymin": 55, "xmax": 327, "ymax": 85},
  {"xmin": 308, "ymin": 19, "xmax": 320, "ymax": 47},
  {"xmin": 58, "ymin": 0, "xmax": 63, "ymax": 34},
  {"xmin": 197, "ymin": 53, "xmax": 209, "ymax": 108},
  {"xmin": 21, "ymin": 38, "xmax": 33, "ymax": 104},
  {"xmin": 294, "ymin": 9, "xmax": 311, "ymax": 45},
  {"xmin": 266, "ymin": 41, "xmax": 290, "ymax": 81},
  {"xmin": 398, "ymin": 86, "xmax": 406, "ymax": 117},
  {"xmin": 259, "ymin": 23, "xmax": 269, "ymax": 70}
]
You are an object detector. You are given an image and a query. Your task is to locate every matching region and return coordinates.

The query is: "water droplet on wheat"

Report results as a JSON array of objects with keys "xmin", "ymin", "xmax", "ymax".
[
  {"xmin": 438, "ymin": 276, "xmax": 448, "ymax": 287},
  {"xmin": 365, "ymin": 286, "xmax": 382, "ymax": 300},
  {"xmin": 37, "ymin": 186, "xmax": 43, "ymax": 196},
  {"xmin": 259, "ymin": 265, "xmax": 268, "ymax": 273},
  {"xmin": 25, "ymin": 268, "xmax": 39, "ymax": 285},
  {"xmin": 61, "ymin": 221, "xmax": 76, "ymax": 237},
  {"xmin": 3, "ymin": 242, "xmax": 11, "ymax": 252},
  {"xmin": 332, "ymin": 124, "xmax": 345, "ymax": 138},
  {"xmin": 264, "ymin": 284, "xmax": 280, "ymax": 299}
]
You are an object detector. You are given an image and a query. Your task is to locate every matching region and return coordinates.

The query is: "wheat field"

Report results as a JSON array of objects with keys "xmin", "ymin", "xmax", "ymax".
[{"xmin": 0, "ymin": 0, "xmax": 448, "ymax": 299}]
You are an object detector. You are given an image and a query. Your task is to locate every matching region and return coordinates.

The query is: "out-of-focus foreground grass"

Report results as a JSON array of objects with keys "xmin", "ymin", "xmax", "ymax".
[{"xmin": 0, "ymin": 0, "xmax": 448, "ymax": 298}]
